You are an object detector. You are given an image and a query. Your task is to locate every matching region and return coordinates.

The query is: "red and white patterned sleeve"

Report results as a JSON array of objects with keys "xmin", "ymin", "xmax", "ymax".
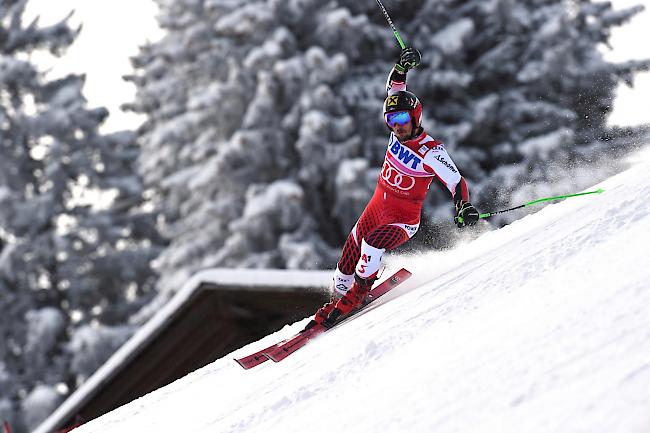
[
  {"xmin": 422, "ymin": 144, "xmax": 470, "ymax": 204},
  {"xmin": 386, "ymin": 65, "xmax": 407, "ymax": 95}
]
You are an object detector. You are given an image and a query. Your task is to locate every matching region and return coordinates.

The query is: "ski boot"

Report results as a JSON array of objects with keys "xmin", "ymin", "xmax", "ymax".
[
  {"xmin": 304, "ymin": 269, "xmax": 356, "ymax": 331},
  {"xmin": 322, "ymin": 274, "xmax": 376, "ymax": 327},
  {"xmin": 304, "ymin": 288, "xmax": 344, "ymax": 331},
  {"xmin": 309, "ymin": 295, "xmax": 339, "ymax": 328}
]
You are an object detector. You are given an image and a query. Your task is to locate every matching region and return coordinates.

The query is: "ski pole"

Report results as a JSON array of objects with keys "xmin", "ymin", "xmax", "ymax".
[
  {"xmin": 375, "ymin": 0, "xmax": 407, "ymax": 49},
  {"xmin": 457, "ymin": 188, "xmax": 605, "ymax": 224}
]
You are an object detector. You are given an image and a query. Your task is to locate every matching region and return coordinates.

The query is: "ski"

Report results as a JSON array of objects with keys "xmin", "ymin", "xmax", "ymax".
[
  {"xmin": 234, "ymin": 329, "xmax": 316, "ymax": 369},
  {"xmin": 234, "ymin": 268, "xmax": 411, "ymax": 369},
  {"xmin": 234, "ymin": 345, "xmax": 275, "ymax": 369},
  {"xmin": 265, "ymin": 268, "xmax": 412, "ymax": 363},
  {"xmin": 264, "ymin": 325, "xmax": 325, "ymax": 362},
  {"xmin": 234, "ymin": 314, "xmax": 327, "ymax": 369}
]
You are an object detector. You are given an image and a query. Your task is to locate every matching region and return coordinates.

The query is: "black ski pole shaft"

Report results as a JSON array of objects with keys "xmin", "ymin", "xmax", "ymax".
[{"xmin": 375, "ymin": 0, "xmax": 407, "ymax": 49}]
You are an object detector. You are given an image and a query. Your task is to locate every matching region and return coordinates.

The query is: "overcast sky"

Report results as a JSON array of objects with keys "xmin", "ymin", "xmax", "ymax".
[
  {"xmin": 23, "ymin": 0, "xmax": 650, "ymax": 132},
  {"xmin": 24, "ymin": 0, "xmax": 163, "ymax": 133}
]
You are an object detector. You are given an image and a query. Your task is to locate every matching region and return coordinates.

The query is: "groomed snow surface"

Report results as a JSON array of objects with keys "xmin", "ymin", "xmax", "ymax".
[{"xmin": 76, "ymin": 148, "xmax": 650, "ymax": 433}]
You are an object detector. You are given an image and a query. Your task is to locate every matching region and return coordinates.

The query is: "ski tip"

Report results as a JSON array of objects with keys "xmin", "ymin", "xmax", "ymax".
[
  {"xmin": 234, "ymin": 358, "xmax": 249, "ymax": 369},
  {"xmin": 234, "ymin": 358, "xmax": 252, "ymax": 370},
  {"xmin": 234, "ymin": 353, "xmax": 271, "ymax": 370}
]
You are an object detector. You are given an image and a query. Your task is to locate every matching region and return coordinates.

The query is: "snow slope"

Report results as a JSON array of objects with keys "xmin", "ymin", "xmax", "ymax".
[{"xmin": 74, "ymin": 147, "xmax": 650, "ymax": 433}]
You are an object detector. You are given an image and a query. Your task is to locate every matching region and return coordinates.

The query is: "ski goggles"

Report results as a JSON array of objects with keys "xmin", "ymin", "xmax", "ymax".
[{"xmin": 384, "ymin": 110, "xmax": 411, "ymax": 127}]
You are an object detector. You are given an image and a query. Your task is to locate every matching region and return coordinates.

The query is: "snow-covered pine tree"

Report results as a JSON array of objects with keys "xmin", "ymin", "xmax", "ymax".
[
  {"xmin": 406, "ymin": 0, "xmax": 650, "ymax": 227},
  {"xmin": 0, "ymin": 3, "xmax": 163, "ymax": 432},
  {"xmin": 127, "ymin": 0, "xmax": 649, "ymax": 300}
]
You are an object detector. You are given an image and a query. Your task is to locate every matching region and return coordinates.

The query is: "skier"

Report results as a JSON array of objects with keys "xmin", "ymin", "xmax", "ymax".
[{"xmin": 308, "ymin": 46, "xmax": 480, "ymax": 328}]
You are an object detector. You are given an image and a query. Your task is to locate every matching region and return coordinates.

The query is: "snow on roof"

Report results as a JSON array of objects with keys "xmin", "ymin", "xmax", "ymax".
[{"xmin": 32, "ymin": 268, "xmax": 331, "ymax": 433}]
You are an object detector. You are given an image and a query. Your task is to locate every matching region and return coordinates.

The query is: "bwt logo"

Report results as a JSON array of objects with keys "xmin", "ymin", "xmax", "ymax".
[{"xmin": 390, "ymin": 141, "xmax": 422, "ymax": 170}]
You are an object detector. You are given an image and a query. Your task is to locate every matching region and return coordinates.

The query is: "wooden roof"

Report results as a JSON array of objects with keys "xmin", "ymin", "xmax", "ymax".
[{"xmin": 34, "ymin": 268, "xmax": 331, "ymax": 433}]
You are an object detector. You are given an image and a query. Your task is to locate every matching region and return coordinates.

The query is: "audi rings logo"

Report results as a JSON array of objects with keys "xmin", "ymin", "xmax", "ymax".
[{"xmin": 381, "ymin": 162, "xmax": 415, "ymax": 191}]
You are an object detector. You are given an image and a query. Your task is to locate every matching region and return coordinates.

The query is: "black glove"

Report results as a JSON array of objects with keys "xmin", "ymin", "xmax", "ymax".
[
  {"xmin": 454, "ymin": 201, "xmax": 480, "ymax": 228},
  {"xmin": 397, "ymin": 47, "xmax": 421, "ymax": 72}
]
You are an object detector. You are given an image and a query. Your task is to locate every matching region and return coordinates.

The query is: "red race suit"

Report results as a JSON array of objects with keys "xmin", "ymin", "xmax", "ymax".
[{"xmin": 331, "ymin": 66, "xmax": 471, "ymax": 295}]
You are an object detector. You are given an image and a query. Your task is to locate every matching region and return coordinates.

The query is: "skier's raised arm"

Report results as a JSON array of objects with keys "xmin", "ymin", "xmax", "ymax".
[{"xmin": 386, "ymin": 47, "xmax": 421, "ymax": 95}]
